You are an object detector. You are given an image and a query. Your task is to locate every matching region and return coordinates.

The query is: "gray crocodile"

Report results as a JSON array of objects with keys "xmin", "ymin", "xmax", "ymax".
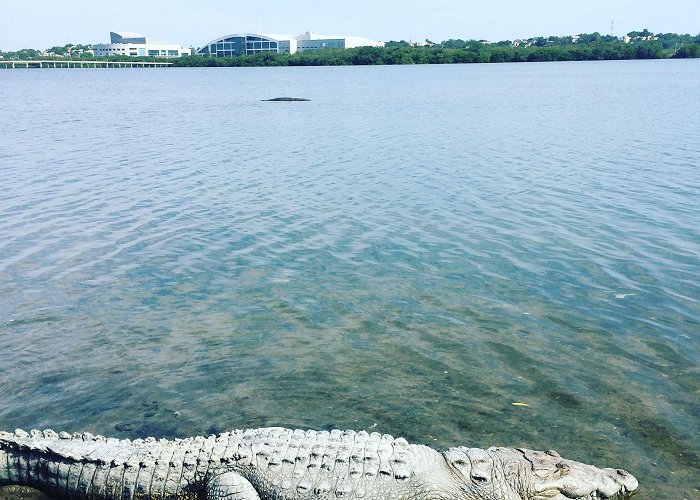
[{"xmin": 1, "ymin": 427, "xmax": 638, "ymax": 500}]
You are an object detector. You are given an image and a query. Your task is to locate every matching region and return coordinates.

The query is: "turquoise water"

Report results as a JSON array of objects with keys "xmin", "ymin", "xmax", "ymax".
[{"xmin": 0, "ymin": 61, "xmax": 698, "ymax": 498}]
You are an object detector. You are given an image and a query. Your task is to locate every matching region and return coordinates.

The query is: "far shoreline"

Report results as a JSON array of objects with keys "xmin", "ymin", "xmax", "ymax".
[
  {"xmin": 3, "ymin": 34, "xmax": 699, "ymax": 70},
  {"xmin": 2, "ymin": 54, "xmax": 699, "ymax": 71}
]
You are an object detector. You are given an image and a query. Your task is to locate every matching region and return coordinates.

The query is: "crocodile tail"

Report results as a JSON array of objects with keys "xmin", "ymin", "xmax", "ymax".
[
  {"xmin": 0, "ymin": 428, "xmax": 208, "ymax": 500},
  {"xmin": 0, "ymin": 430, "xmax": 22, "ymax": 486},
  {"xmin": 1, "ymin": 429, "xmax": 30, "ymax": 487},
  {"xmin": 0, "ymin": 431, "xmax": 9, "ymax": 485},
  {"xmin": 0, "ymin": 429, "xmax": 140, "ymax": 499},
  {"xmin": 1, "ymin": 429, "xmax": 73, "ymax": 494}
]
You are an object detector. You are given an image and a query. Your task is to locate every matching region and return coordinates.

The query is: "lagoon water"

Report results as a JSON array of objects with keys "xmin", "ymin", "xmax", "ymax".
[{"xmin": 0, "ymin": 60, "xmax": 699, "ymax": 498}]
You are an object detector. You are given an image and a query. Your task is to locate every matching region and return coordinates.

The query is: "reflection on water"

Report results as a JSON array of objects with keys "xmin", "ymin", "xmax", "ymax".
[{"xmin": 0, "ymin": 61, "xmax": 699, "ymax": 499}]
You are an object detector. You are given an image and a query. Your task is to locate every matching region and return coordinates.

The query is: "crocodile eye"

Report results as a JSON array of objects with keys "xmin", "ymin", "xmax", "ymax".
[
  {"xmin": 472, "ymin": 473, "xmax": 489, "ymax": 484},
  {"xmin": 504, "ymin": 462, "xmax": 519, "ymax": 479}
]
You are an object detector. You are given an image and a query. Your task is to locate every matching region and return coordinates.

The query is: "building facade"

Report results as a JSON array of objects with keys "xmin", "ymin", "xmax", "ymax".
[
  {"xmin": 196, "ymin": 31, "xmax": 383, "ymax": 57},
  {"xmin": 93, "ymin": 32, "xmax": 190, "ymax": 58}
]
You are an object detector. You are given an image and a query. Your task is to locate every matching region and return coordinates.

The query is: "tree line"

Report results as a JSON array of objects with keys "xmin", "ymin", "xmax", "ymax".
[
  {"xmin": 172, "ymin": 34, "xmax": 700, "ymax": 67},
  {"xmin": 2, "ymin": 31, "xmax": 699, "ymax": 66}
]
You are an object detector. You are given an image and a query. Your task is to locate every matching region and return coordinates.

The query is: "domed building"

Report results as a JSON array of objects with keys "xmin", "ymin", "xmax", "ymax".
[{"xmin": 197, "ymin": 31, "xmax": 383, "ymax": 57}]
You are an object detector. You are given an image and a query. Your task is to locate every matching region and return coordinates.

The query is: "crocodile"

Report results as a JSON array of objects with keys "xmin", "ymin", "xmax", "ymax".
[{"xmin": 0, "ymin": 427, "xmax": 637, "ymax": 500}]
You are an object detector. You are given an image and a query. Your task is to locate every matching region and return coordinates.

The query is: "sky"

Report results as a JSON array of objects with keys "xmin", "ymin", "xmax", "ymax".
[{"xmin": 1, "ymin": 0, "xmax": 699, "ymax": 51}]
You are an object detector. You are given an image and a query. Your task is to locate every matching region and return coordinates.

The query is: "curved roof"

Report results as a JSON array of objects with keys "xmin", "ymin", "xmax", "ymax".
[
  {"xmin": 110, "ymin": 31, "xmax": 168, "ymax": 44},
  {"xmin": 200, "ymin": 33, "xmax": 295, "ymax": 46},
  {"xmin": 110, "ymin": 31, "xmax": 146, "ymax": 44},
  {"xmin": 112, "ymin": 31, "xmax": 144, "ymax": 39}
]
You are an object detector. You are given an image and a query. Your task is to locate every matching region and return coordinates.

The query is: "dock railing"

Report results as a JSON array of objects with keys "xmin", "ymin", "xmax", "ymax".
[{"xmin": 0, "ymin": 60, "xmax": 174, "ymax": 69}]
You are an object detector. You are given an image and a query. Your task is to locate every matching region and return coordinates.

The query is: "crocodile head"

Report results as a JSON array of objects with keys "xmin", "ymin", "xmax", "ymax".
[{"xmin": 442, "ymin": 446, "xmax": 638, "ymax": 499}]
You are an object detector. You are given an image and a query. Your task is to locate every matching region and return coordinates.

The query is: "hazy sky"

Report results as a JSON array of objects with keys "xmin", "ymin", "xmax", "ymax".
[{"xmin": 1, "ymin": 0, "xmax": 698, "ymax": 51}]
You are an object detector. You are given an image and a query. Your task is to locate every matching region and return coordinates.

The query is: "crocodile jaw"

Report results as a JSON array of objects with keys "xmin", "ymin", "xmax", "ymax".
[
  {"xmin": 520, "ymin": 448, "xmax": 638, "ymax": 499},
  {"xmin": 442, "ymin": 446, "xmax": 637, "ymax": 500}
]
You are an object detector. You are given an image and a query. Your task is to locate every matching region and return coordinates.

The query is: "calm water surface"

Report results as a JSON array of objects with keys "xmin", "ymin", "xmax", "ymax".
[{"xmin": 1, "ymin": 61, "xmax": 699, "ymax": 498}]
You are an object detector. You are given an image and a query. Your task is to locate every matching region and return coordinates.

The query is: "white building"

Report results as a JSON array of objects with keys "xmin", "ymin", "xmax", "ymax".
[
  {"xmin": 197, "ymin": 31, "xmax": 384, "ymax": 57},
  {"xmin": 93, "ymin": 32, "xmax": 189, "ymax": 58}
]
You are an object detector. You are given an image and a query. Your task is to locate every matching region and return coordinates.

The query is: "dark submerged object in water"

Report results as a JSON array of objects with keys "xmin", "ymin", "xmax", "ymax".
[{"xmin": 262, "ymin": 97, "xmax": 310, "ymax": 101}]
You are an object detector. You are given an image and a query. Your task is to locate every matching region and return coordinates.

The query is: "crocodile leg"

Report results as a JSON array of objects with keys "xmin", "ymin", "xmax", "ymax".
[{"xmin": 206, "ymin": 472, "xmax": 260, "ymax": 500}]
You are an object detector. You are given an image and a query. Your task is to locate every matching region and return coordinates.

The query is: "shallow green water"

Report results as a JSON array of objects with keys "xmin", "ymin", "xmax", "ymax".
[{"xmin": 1, "ymin": 61, "xmax": 698, "ymax": 498}]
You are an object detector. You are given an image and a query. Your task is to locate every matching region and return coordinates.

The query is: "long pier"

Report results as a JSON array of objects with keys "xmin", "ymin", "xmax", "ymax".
[{"xmin": 0, "ymin": 60, "xmax": 173, "ymax": 69}]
